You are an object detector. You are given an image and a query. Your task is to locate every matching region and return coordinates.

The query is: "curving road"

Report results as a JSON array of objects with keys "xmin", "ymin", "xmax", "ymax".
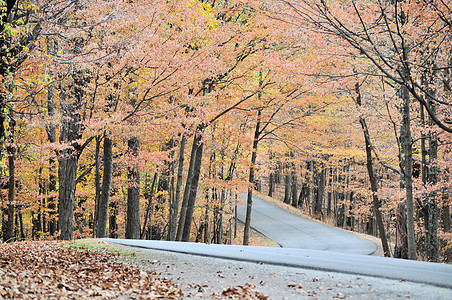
[
  {"xmin": 236, "ymin": 194, "xmax": 377, "ymax": 255},
  {"xmin": 109, "ymin": 194, "xmax": 452, "ymax": 288}
]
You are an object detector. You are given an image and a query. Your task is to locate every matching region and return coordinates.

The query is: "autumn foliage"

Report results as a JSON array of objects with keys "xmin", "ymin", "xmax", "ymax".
[{"xmin": 0, "ymin": 0, "xmax": 450, "ymax": 262}]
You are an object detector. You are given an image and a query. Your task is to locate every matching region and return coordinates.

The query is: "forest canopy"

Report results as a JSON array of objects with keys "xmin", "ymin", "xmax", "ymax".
[{"xmin": 0, "ymin": 0, "xmax": 450, "ymax": 262}]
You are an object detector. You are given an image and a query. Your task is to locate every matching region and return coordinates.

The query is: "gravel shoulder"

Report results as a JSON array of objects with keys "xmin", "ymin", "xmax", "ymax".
[{"xmin": 103, "ymin": 240, "xmax": 452, "ymax": 299}]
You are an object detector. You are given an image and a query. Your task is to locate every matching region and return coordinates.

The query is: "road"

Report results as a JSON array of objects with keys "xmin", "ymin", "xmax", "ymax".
[
  {"xmin": 236, "ymin": 193, "xmax": 377, "ymax": 254},
  {"xmin": 108, "ymin": 194, "xmax": 452, "ymax": 288}
]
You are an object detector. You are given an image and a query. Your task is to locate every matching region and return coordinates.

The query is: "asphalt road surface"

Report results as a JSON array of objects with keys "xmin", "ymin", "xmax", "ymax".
[
  {"xmin": 108, "ymin": 194, "xmax": 452, "ymax": 288},
  {"xmin": 236, "ymin": 193, "xmax": 377, "ymax": 255},
  {"xmin": 109, "ymin": 239, "xmax": 452, "ymax": 288}
]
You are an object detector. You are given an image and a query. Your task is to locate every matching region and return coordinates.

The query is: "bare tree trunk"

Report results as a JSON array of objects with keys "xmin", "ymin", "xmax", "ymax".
[
  {"xmin": 217, "ymin": 189, "xmax": 226, "ymax": 244},
  {"xmin": 442, "ymin": 172, "xmax": 450, "ymax": 233},
  {"xmin": 58, "ymin": 100, "xmax": 81, "ymax": 241},
  {"xmin": 176, "ymin": 134, "xmax": 198, "ymax": 241},
  {"xmin": 109, "ymin": 200, "xmax": 118, "ymax": 238},
  {"xmin": 46, "ymin": 83, "xmax": 57, "ymax": 235},
  {"xmin": 92, "ymin": 136, "xmax": 101, "ymax": 237},
  {"xmin": 394, "ymin": 201, "xmax": 408, "ymax": 258},
  {"xmin": 327, "ymin": 167, "xmax": 333, "ymax": 216},
  {"xmin": 268, "ymin": 173, "xmax": 274, "ymax": 197},
  {"xmin": 291, "ymin": 165, "xmax": 298, "ymax": 208},
  {"xmin": 96, "ymin": 137, "xmax": 113, "ymax": 238},
  {"xmin": 167, "ymin": 138, "xmax": 176, "ymax": 241},
  {"xmin": 203, "ymin": 191, "xmax": 211, "ymax": 244},
  {"xmin": 141, "ymin": 173, "xmax": 158, "ymax": 239},
  {"xmin": 169, "ymin": 135, "xmax": 185, "ymax": 241},
  {"xmin": 125, "ymin": 137, "xmax": 140, "ymax": 239},
  {"xmin": 5, "ymin": 144, "xmax": 15, "ymax": 242},
  {"xmin": 355, "ymin": 82, "xmax": 391, "ymax": 257},
  {"xmin": 182, "ymin": 132, "xmax": 204, "ymax": 242},
  {"xmin": 243, "ymin": 109, "xmax": 261, "ymax": 245},
  {"xmin": 316, "ymin": 166, "xmax": 326, "ymax": 218},
  {"xmin": 284, "ymin": 171, "xmax": 291, "ymax": 204},
  {"xmin": 401, "ymin": 78, "xmax": 416, "ymax": 260}
]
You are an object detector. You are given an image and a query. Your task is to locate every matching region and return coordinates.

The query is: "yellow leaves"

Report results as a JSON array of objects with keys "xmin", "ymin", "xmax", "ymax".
[{"xmin": 187, "ymin": 0, "xmax": 217, "ymax": 29}]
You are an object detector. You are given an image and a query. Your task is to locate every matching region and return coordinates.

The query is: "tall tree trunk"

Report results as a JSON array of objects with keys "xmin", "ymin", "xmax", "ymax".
[
  {"xmin": 181, "ymin": 132, "xmax": 204, "ymax": 242},
  {"xmin": 425, "ymin": 112, "xmax": 439, "ymax": 261},
  {"xmin": 5, "ymin": 144, "xmax": 15, "ymax": 242},
  {"xmin": 125, "ymin": 137, "xmax": 140, "ymax": 239},
  {"xmin": 327, "ymin": 167, "xmax": 333, "ymax": 216},
  {"xmin": 93, "ymin": 135, "xmax": 101, "ymax": 237},
  {"xmin": 217, "ymin": 189, "xmax": 226, "ymax": 244},
  {"xmin": 394, "ymin": 201, "xmax": 408, "ymax": 258},
  {"xmin": 169, "ymin": 135, "xmax": 186, "ymax": 241},
  {"xmin": 442, "ymin": 172, "xmax": 450, "ymax": 233},
  {"xmin": 141, "ymin": 173, "xmax": 158, "ymax": 239},
  {"xmin": 152, "ymin": 161, "xmax": 170, "ymax": 240},
  {"xmin": 401, "ymin": 79, "xmax": 416, "ymax": 260},
  {"xmin": 355, "ymin": 82, "xmax": 391, "ymax": 256},
  {"xmin": 283, "ymin": 172, "xmax": 291, "ymax": 204},
  {"xmin": 176, "ymin": 134, "xmax": 199, "ymax": 241},
  {"xmin": 336, "ymin": 164, "xmax": 345, "ymax": 228},
  {"xmin": 268, "ymin": 152, "xmax": 275, "ymax": 197},
  {"xmin": 203, "ymin": 191, "xmax": 211, "ymax": 244},
  {"xmin": 58, "ymin": 101, "xmax": 81, "ymax": 240},
  {"xmin": 268, "ymin": 173, "xmax": 274, "ymax": 197},
  {"xmin": 46, "ymin": 83, "xmax": 57, "ymax": 235},
  {"xmin": 291, "ymin": 164, "xmax": 298, "ymax": 208},
  {"xmin": 109, "ymin": 201, "xmax": 118, "ymax": 238},
  {"xmin": 167, "ymin": 138, "xmax": 176, "ymax": 241},
  {"xmin": 316, "ymin": 166, "xmax": 326, "ymax": 218},
  {"xmin": 96, "ymin": 137, "xmax": 113, "ymax": 238},
  {"xmin": 243, "ymin": 109, "xmax": 261, "ymax": 245}
]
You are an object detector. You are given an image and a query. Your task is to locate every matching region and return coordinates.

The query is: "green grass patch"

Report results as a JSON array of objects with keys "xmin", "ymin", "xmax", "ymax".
[{"xmin": 64, "ymin": 238, "xmax": 137, "ymax": 257}]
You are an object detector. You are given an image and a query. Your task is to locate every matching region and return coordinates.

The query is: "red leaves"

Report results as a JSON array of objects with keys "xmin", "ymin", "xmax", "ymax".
[{"xmin": 0, "ymin": 241, "xmax": 182, "ymax": 299}]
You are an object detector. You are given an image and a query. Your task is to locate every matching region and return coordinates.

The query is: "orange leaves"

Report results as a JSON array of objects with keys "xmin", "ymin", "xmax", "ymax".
[{"xmin": 0, "ymin": 241, "xmax": 183, "ymax": 299}]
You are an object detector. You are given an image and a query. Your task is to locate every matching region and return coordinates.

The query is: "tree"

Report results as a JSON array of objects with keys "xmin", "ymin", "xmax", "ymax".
[{"xmin": 279, "ymin": 0, "xmax": 451, "ymax": 260}]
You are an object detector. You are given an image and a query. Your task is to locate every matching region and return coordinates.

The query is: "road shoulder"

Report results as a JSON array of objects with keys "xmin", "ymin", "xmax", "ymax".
[{"xmin": 106, "ymin": 240, "xmax": 452, "ymax": 299}]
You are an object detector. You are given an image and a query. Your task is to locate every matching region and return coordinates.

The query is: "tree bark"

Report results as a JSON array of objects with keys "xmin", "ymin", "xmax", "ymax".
[
  {"xmin": 181, "ymin": 132, "xmax": 204, "ymax": 242},
  {"xmin": 109, "ymin": 200, "xmax": 118, "ymax": 238},
  {"xmin": 315, "ymin": 166, "xmax": 326, "ymax": 218},
  {"xmin": 283, "ymin": 172, "xmax": 291, "ymax": 204},
  {"xmin": 243, "ymin": 109, "xmax": 261, "ymax": 245},
  {"xmin": 176, "ymin": 133, "xmax": 199, "ymax": 241},
  {"xmin": 5, "ymin": 145, "xmax": 15, "ymax": 242},
  {"xmin": 401, "ymin": 78, "xmax": 416, "ymax": 260},
  {"xmin": 442, "ymin": 172, "xmax": 450, "ymax": 233},
  {"xmin": 46, "ymin": 83, "xmax": 57, "ymax": 235},
  {"xmin": 58, "ymin": 101, "xmax": 81, "ymax": 241},
  {"xmin": 167, "ymin": 138, "xmax": 176, "ymax": 241},
  {"xmin": 355, "ymin": 82, "xmax": 391, "ymax": 256},
  {"xmin": 96, "ymin": 137, "xmax": 113, "ymax": 238},
  {"xmin": 394, "ymin": 201, "xmax": 408, "ymax": 258},
  {"xmin": 125, "ymin": 137, "xmax": 140, "ymax": 239},
  {"xmin": 268, "ymin": 173, "xmax": 274, "ymax": 197},
  {"xmin": 203, "ymin": 191, "xmax": 211, "ymax": 244},
  {"xmin": 93, "ymin": 135, "xmax": 101, "ymax": 237},
  {"xmin": 291, "ymin": 165, "xmax": 298, "ymax": 208},
  {"xmin": 327, "ymin": 167, "xmax": 332, "ymax": 216},
  {"xmin": 168, "ymin": 134, "xmax": 185, "ymax": 241}
]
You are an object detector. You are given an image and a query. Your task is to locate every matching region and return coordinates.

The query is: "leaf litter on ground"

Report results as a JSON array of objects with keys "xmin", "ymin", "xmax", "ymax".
[{"xmin": 0, "ymin": 241, "xmax": 182, "ymax": 299}]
